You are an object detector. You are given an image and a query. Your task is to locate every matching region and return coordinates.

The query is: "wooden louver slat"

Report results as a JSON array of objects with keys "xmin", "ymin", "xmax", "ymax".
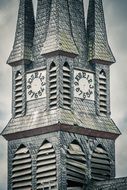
[
  {"xmin": 67, "ymin": 142, "xmax": 87, "ymax": 189},
  {"xmin": 37, "ymin": 181, "xmax": 57, "ymax": 190},
  {"xmin": 63, "ymin": 63, "xmax": 71, "ymax": 109},
  {"xmin": 99, "ymin": 71, "xmax": 107, "ymax": 116},
  {"xmin": 91, "ymin": 145, "xmax": 111, "ymax": 181},
  {"xmin": 12, "ymin": 145, "xmax": 32, "ymax": 190},
  {"xmin": 36, "ymin": 141, "xmax": 57, "ymax": 190},
  {"xmin": 49, "ymin": 63, "xmax": 57, "ymax": 108},
  {"xmin": 15, "ymin": 72, "xmax": 23, "ymax": 117}
]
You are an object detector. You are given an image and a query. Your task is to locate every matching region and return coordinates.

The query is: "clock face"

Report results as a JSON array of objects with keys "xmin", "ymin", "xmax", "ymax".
[
  {"xmin": 74, "ymin": 70, "xmax": 95, "ymax": 100},
  {"xmin": 26, "ymin": 70, "xmax": 46, "ymax": 101}
]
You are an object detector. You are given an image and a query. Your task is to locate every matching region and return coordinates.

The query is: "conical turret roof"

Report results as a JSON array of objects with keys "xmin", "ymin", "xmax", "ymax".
[
  {"xmin": 7, "ymin": 0, "xmax": 35, "ymax": 65},
  {"xmin": 87, "ymin": 0, "xmax": 115, "ymax": 64}
]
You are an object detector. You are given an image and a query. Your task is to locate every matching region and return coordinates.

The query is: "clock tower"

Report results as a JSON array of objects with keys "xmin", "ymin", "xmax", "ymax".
[{"xmin": 2, "ymin": 0, "xmax": 121, "ymax": 189}]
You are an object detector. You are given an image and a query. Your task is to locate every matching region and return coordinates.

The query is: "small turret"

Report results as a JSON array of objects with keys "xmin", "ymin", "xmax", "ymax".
[
  {"xmin": 7, "ymin": 0, "xmax": 35, "ymax": 65},
  {"xmin": 87, "ymin": 0, "xmax": 115, "ymax": 64}
]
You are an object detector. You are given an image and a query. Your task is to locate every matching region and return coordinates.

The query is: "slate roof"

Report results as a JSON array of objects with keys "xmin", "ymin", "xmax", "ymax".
[
  {"xmin": 91, "ymin": 177, "xmax": 127, "ymax": 190},
  {"xmin": 7, "ymin": 0, "xmax": 35, "ymax": 64},
  {"xmin": 33, "ymin": 0, "xmax": 52, "ymax": 64},
  {"xmin": 87, "ymin": 0, "xmax": 115, "ymax": 63},
  {"xmin": 41, "ymin": 0, "xmax": 78, "ymax": 56},
  {"xmin": 2, "ymin": 0, "xmax": 120, "ymax": 140},
  {"xmin": 33, "ymin": 0, "xmax": 88, "ymax": 68},
  {"xmin": 2, "ymin": 107, "xmax": 120, "ymax": 138}
]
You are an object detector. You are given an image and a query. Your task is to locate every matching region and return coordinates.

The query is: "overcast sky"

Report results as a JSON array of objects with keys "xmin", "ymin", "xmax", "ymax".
[{"xmin": 0, "ymin": 0, "xmax": 127, "ymax": 189}]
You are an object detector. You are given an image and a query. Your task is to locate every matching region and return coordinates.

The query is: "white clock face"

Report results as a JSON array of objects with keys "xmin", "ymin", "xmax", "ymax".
[
  {"xmin": 74, "ymin": 70, "xmax": 95, "ymax": 100},
  {"xmin": 26, "ymin": 70, "xmax": 46, "ymax": 101}
]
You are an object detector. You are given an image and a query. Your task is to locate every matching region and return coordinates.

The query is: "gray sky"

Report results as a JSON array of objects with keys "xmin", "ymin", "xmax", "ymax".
[{"xmin": 0, "ymin": 0, "xmax": 127, "ymax": 189}]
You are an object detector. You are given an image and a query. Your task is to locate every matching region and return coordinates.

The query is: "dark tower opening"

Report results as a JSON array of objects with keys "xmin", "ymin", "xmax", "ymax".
[
  {"xmin": 66, "ymin": 141, "xmax": 87, "ymax": 189},
  {"xmin": 91, "ymin": 144, "xmax": 111, "ymax": 181}
]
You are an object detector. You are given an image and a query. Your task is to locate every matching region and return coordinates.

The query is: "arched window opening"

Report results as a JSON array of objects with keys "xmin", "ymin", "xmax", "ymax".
[
  {"xmin": 99, "ymin": 70, "xmax": 107, "ymax": 116},
  {"xmin": 36, "ymin": 141, "xmax": 57, "ymax": 190},
  {"xmin": 63, "ymin": 62, "xmax": 71, "ymax": 109},
  {"xmin": 12, "ymin": 145, "xmax": 32, "ymax": 190},
  {"xmin": 91, "ymin": 145, "xmax": 111, "ymax": 181},
  {"xmin": 49, "ymin": 62, "xmax": 57, "ymax": 109},
  {"xmin": 15, "ymin": 71, "xmax": 23, "ymax": 117},
  {"xmin": 66, "ymin": 141, "xmax": 87, "ymax": 189}
]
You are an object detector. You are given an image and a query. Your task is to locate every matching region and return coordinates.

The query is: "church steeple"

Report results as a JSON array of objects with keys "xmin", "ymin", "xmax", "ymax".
[
  {"xmin": 87, "ymin": 0, "xmax": 115, "ymax": 64},
  {"xmin": 2, "ymin": 1, "xmax": 122, "ymax": 189},
  {"xmin": 41, "ymin": 0, "xmax": 78, "ymax": 57},
  {"xmin": 7, "ymin": 0, "xmax": 35, "ymax": 65}
]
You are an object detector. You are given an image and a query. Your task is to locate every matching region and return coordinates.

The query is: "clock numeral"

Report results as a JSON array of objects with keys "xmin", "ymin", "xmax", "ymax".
[
  {"xmin": 40, "ymin": 87, "xmax": 44, "ymax": 93},
  {"xmin": 82, "ymin": 91, "xmax": 92, "ymax": 99},
  {"xmin": 87, "ymin": 74, "xmax": 90, "ymax": 80},
  {"xmin": 35, "ymin": 93, "xmax": 38, "ymax": 99},
  {"xmin": 88, "ymin": 79, "xmax": 92, "ymax": 83},
  {"xmin": 28, "ymin": 74, "xmax": 35, "ymax": 84},
  {"xmin": 75, "ymin": 72, "xmax": 93, "ymax": 82},
  {"xmin": 76, "ymin": 87, "xmax": 80, "ymax": 92},
  {"xmin": 83, "ymin": 72, "xmax": 86, "ymax": 78},
  {"xmin": 41, "ymin": 82, "xmax": 46, "ymax": 86},
  {"xmin": 28, "ymin": 78, "xmax": 33, "ymax": 85},
  {"xmin": 86, "ymin": 90, "xmax": 93, "ymax": 98},
  {"xmin": 89, "ymin": 84, "xmax": 94, "ymax": 89},
  {"xmin": 28, "ymin": 90, "xmax": 35, "ymax": 98},
  {"xmin": 31, "ymin": 74, "xmax": 35, "ymax": 80},
  {"xmin": 74, "ymin": 82, "xmax": 79, "ymax": 86},
  {"xmin": 86, "ymin": 92, "xmax": 90, "ymax": 98},
  {"xmin": 75, "ymin": 72, "xmax": 82, "ymax": 81},
  {"xmin": 28, "ymin": 90, "xmax": 33, "ymax": 95},
  {"xmin": 83, "ymin": 93, "xmax": 86, "ymax": 99},
  {"xmin": 38, "ymin": 90, "xmax": 42, "ymax": 96},
  {"xmin": 79, "ymin": 90, "xmax": 83, "ymax": 96},
  {"xmin": 31, "ymin": 92, "xmax": 35, "ymax": 98},
  {"xmin": 35, "ymin": 72, "xmax": 38, "ymax": 78},
  {"xmin": 40, "ymin": 76, "xmax": 45, "ymax": 82},
  {"xmin": 38, "ymin": 73, "xmax": 42, "ymax": 79},
  {"xmin": 27, "ymin": 85, "xmax": 31, "ymax": 89}
]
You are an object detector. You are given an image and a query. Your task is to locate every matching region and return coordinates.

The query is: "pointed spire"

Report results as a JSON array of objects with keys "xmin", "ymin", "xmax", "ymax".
[
  {"xmin": 7, "ymin": 0, "xmax": 35, "ymax": 65},
  {"xmin": 87, "ymin": 0, "xmax": 115, "ymax": 64},
  {"xmin": 33, "ymin": 0, "xmax": 52, "ymax": 64},
  {"xmin": 41, "ymin": 0, "xmax": 78, "ymax": 57},
  {"xmin": 68, "ymin": 0, "xmax": 88, "ymax": 67}
]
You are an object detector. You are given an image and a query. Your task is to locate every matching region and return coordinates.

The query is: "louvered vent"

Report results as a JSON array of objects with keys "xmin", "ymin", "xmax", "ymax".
[
  {"xmin": 63, "ymin": 62, "xmax": 71, "ymax": 109},
  {"xmin": 12, "ymin": 145, "xmax": 32, "ymax": 190},
  {"xmin": 91, "ymin": 145, "xmax": 111, "ymax": 181},
  {"xmin": 36, "ymin": 141, "xmax": 57, "ymax": 190},
  {"xmin": 99, "ymin": 70, "xmax": 107, "ymax": 116},
  {"xmin": 67, "ymin": 142, "xmax": 87, "ymax": 189},
  {"xmin": 49, "ymin": 62, "xmax": 57, "ymax": 109},
  {"xmin": 15, "ymin": 71, "xmax": 23, "ymax": 117}
]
